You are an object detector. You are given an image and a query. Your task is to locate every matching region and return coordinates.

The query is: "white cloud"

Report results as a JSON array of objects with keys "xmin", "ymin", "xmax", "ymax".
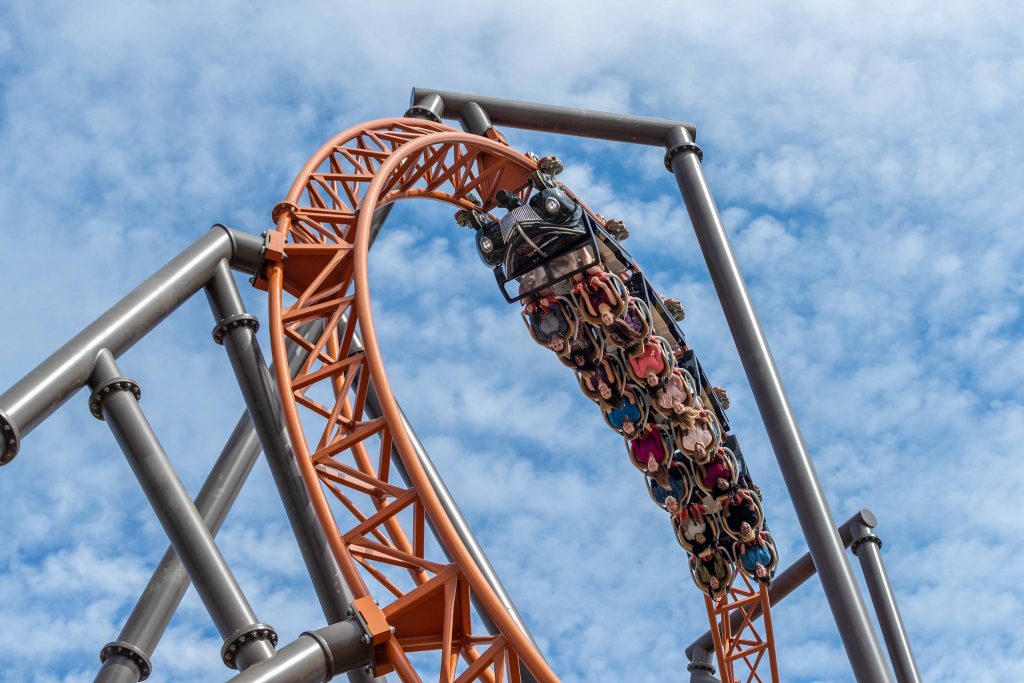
[{"xmin": 1, "ymin": 1, "xmax": 1022, "ymax": 681}]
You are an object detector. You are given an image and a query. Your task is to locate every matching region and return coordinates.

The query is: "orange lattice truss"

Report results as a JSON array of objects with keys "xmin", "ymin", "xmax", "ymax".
[
  {"xmin": 706, "ymin": 574, "xmax": 780, "ymax": 682},
  {"xmin": 261, "ymin": 116, "xmax": 778, "ymax": 682}
]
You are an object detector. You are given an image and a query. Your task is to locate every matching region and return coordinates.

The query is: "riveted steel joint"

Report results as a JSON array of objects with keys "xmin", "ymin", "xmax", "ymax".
[
  {"xmin": 851, "ymin": 533, "xmax": 883, "ymax": 556},
  {"xmin": 212, "ymin": 313, "xmax": 260, "ymax": 345},
  {"xmin": 221, "ymin": 623, "xmax": 278, "ymax": 670},
  {"xmin": 89, "ymin": 376, "xmax": 142, "ymax": 420},
  {"xmin": 0, "ymin": 409, "xmax": 20, "ymax": 466},
  {"xmin": 99, "ymin": 641, "xmax": 153, "ymax": 681}
]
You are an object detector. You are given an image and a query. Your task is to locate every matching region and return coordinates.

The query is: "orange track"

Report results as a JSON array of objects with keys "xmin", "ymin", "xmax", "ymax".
[{"xmin": 263, "ymin": 117, "xmax": 777, "ymax": 682}]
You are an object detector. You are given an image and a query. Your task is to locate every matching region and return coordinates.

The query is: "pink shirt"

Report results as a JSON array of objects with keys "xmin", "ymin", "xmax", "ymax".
[{"xmin": 630, "ymin": 339, "xmax": 665, "ymax": 378}]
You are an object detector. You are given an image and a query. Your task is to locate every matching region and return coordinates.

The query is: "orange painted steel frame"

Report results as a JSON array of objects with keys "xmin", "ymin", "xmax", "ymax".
[
  {"xmin": 262, "ymin": 116, "xmax": 778, "ymax": 683},
  {"xmin": 265, "ymin": 118, "xmax": 550, "ymax": 682},
  {"xmin": 705, "ymin": 576, "xmax": 780, "ymax": 683}
]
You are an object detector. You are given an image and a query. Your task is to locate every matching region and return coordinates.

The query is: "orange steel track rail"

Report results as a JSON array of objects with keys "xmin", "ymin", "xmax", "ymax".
[{"xmin": 261, "ymin": 116, "xmax": 778, "ymax": 682}]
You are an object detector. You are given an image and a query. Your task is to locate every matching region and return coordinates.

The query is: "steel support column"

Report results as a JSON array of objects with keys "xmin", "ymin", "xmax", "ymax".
[
  {"xmin": 94, "ymin": 414, "xmax": 262, "ymax": 683},
  {"xmin": 95, "ymin": 322, "xmax": 324, "ymax": 683},
  {"xmin": 851, "ymin": 520, "xmax": 922, "ymax": 683},
  {"xmin": 88, "ymin": 350, "xmax": 275, "ymax": 672},
  {"xmin": 206, "ymin": 260, "xmax": 354, "ymax": 622},
  {"xmin": 665, "ymin": 122, "xmax": 891, "ymax": 683},
  {"xmin": 0, "ymin": 225, "xmax": 263, "ymax": 465},
  {"xmin": 205, "ymin": 261, "xmax": 384, "ymax": 683}
]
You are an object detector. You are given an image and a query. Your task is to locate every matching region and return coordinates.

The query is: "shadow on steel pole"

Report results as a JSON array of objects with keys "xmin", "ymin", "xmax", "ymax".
[
  {"xmin": 851, "ymin": 519, "xmax": 923, "ymax": 683},
  {"xmin": 664, "ymin": 126, "xmax": 892, "ymax": 683}
]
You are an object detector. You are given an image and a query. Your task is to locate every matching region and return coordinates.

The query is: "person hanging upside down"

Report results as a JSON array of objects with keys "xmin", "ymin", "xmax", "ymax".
[
  {"xmin": 648, "ymin": 456, "xmax": 690, "ymax": 508},
  {"xmin": 700, "ymin": 447, "xmax": 736, "ymax": 498},
  {"xmin": 722, "ymin": 488, "xmax": 763, "ymax": 539},
  {"xmin": 733, "ymin": 522, "xmax": 775, "ymax": 585},
  {"xmin": 691, "ymin": 545, "xmax": 732, "ymax": 599},
  {"xmin": 674, "ymin": 406, "xmax": 717, "ymax": 463},
  {"xmin": 573, "ymin": 267, "xmax": 625, "ymax": 324},
  {"xmin": 628, "ymin": 336, "xmax": 672, "ymax": 386},
  {"xmin": 629, "ymin": 422, "xmax": 670, "ymax": 472},
  {"xmin": 654, "ymin": 368, "xmax": 695, "ymax": 417},
  {"xmin": 522, "ymin": 294, "xmax": 575, "ymax": 355},
  {"xmin": 602, "ymin": 384, "xmax": 645, "ymax": 436},
  {"xmin": 602, "ymin": 299, "xmax": 648, "ymax": 354}
]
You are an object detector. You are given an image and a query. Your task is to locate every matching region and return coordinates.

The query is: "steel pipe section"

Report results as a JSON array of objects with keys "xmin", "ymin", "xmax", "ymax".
[
  {"xmin": 89, "ymin": 350, "xmax": 275, "ymax": 671},
  {"xmin": 411, "ymin": 87, "xmax": 696, "ymax": 145},
  {"xmin": 665, "ymin": 125, "xmax": 893, "ymax": 683},
  {"xmin": 685, "ymin": 509, "xmax": 878, "ymax": 664},
  {"xmin": 223, "ymin": 619, "xmax": 371, "ymax": 683},
  {"xmin": 95, "ymin": 321, "xmax": 327, "ymax": 683},
  {"xmin": 851, "ymin": 521, "xmax": 923, "ymax": 683},
  {"xmin": 205, "ymin": 263, "xmax": 384, "ymax": 683},
  {"xmin": 0, "ymin": 225, "xmax": 263, "ymax": 465}
]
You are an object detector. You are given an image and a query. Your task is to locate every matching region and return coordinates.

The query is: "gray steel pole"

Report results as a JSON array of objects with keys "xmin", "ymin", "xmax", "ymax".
[
  {"xmin": 411, "ymin": 87, "xmax": 696, "ymax": 144},
  {"xmin": 664, "ymin": 125, "xmax": 892, "ymax": 683},
  {"xmin": 95, "ymin": 322, "xmax": 324, "ymax": 683},
  {"xmin": 0, "ymin": 225, "xmax": 263, "ymax": 465},
  {"xmin": 88, "ymin": 350, "xmax": 276, "ymax": 672},
  {"xmin": 686, "ymin": 509, "xmax": 878, "ymax": 663},
  {"xmin": 205, "ymin": 262, "xmax": 384, "ymax": 683},
  {"xmin": 851, "ymin": 520, "xmax": 922, "ymax": 683},
  {"xmin": 206, "ymin": 260, "xmax": 355, "ymax": 623},
  {"xmin": 95, "ymin": 414, "xmax": 262, "ymax": 683},
  {"xmin": 223, "ymin": 619, "xmax": 371, "ymax": 683}
]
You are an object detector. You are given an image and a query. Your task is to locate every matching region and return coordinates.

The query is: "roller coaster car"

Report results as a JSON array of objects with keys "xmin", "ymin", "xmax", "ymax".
[{"xmin": 472, "ymin": 186, "xmax": 601, "ymax": 302}]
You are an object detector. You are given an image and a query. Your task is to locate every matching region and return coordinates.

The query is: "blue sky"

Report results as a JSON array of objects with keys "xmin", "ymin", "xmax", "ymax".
[{"xmin": 1, "ymin": 1, "xmax": 1022, "ymax": 681}]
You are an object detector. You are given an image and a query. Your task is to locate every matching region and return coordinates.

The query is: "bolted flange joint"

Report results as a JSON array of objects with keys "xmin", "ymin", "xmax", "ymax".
[
  {"xmin": 212, "ymin": 313, "xmax": 260, "ymax": 345},
  {"xmin": 0, "ymin": 409, "xmax": 20, "ymax": 466},
  {"xmin": 687, "ymin": 661, "xmax": 716, "ymax": 674},
  {"xmin": 89, "ymin": 377, "xmax": 142, "ymax": 421},
  {"xmin": 851, "ymin": 533, "xmax": 882, "ymax": 556},
  {"xmin": 664, "ymin": 140, "xmax": 703, "ymax": 170},
  {"xmin": 221, "ymin": 623, "xmax": 278, "ymax": 670},
  {"xmin": 100, "ymin": 640, "xmax": 153, "ymax": 681}
]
